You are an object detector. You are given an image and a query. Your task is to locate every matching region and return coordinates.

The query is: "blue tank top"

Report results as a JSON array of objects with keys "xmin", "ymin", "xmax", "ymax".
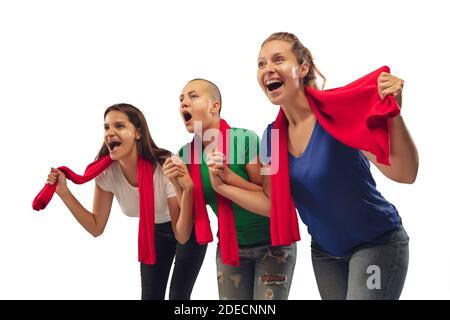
[{"xmin": 262, "ymin": 121, "xmax": 402, "ymax": 257}]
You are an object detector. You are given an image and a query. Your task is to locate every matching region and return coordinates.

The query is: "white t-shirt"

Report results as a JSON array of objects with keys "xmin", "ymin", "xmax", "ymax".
[{"xmin": 95, "ymin": 161, "xmax": 176, "ymax": 224}]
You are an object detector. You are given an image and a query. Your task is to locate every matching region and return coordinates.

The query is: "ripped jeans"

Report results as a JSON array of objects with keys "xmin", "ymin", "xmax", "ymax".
[{"xmin": 216, "ymin": 243, "xmax": 297, "ymax": 300}]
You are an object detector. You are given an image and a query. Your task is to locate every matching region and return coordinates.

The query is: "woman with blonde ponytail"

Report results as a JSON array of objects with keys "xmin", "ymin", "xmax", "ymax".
[{"xmin": 212, "ymin": 32, "xmax": 418, "ymax": 300}]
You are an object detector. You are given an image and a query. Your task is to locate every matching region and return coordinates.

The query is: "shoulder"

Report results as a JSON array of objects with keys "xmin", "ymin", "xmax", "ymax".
[
  {"xmin": 264, "ymin": 122, "xmax": 275, "ymax": 135},
  {"xmin": 177, "ymin": 142, "xmax": 191, "ymax": 157},
  {"xmin": 261, "ymin": 122, "xmax": 275, "ymax": 147},
  {"xmin": 150, "ymin": 163, "xmax": 167, "ymax": 190},
  {"xmin": 153, "ymin": 162, "xmax": 164, "ymax": 177},
  {"xmin": 229, "ymin": 127, "xmax": 260, "ymax": 140},
  {"xmin": 260, "ymin": 122, "xmax": 275, "ymax": 161}
]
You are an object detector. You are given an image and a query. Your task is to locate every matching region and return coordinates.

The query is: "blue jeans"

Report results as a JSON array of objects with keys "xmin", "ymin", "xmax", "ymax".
[
  {"xmin": 216, "ymin": 242, "xmax": 297, "ymax": 300},
  {"xmin": 311, "ymin": 226, "xmax": 409, "ymax": 300}
]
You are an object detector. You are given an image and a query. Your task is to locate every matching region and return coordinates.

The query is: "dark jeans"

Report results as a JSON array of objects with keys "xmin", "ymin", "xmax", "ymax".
[
  {"xmin": 311, "ymin": 226, "xmax": 409, "ymax": 300},
  {"xmin": 140, "ymin": 222, "xmax": 207, "ymax": 300}
]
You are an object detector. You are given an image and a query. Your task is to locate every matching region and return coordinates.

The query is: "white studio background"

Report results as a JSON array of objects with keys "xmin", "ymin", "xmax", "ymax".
[{"xmin": 0, "ymin": 0, "xmax": 448, "ymax": 300}]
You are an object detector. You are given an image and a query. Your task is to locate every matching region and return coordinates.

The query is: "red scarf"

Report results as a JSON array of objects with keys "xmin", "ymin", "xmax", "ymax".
[
  {"xmin": 189, "ymin": 119, "xmax": 240, "ymax": 266},
  {"xmin": 32, "ymin": 156, "xmax": 158, "ymax": 265},
  {"xmin": 270, "ymin": 66, "xmax": 400, "ymax": 246}
]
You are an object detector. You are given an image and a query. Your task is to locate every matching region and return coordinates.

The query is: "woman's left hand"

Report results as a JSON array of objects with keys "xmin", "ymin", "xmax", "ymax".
[{"xmin": 378, "ymin": 72, "xmax": 404, "ymax": 108}]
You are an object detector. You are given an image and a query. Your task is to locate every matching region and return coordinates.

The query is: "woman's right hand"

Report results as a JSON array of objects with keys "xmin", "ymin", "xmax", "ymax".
[
  {"xmin": 47, "ymin": 167, "xmax": 69, "ymax": 195},
  {"xmin": 207, "ymin": 164, "xmax": 226, "ymax": 194},
  {"xmin": 176, "ymin": 170, "xmax": 194, "ymax": 191},
  {"xmin": 163, "ymin": 156, "xmax": 187, "ymax": 189}
]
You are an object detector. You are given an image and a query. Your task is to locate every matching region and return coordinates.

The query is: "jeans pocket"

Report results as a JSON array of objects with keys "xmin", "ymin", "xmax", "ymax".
[
  {"xmin": 261, "ymin": 243, "xmax": 296, "ymax": 263},
  {"xmin": 386, "ymin": 226, "xmax": 409, "ymax": 245},
  {"xmin": 311, "ymin": 245, "xmax": 332, "ymax": 260},
  {"xmin": 270, "ymin": 243, "xmax": 296, "ymax": 254},
  {"xmin": 155, "ymin": 222, "xmax": 175, "ymax": 240}
]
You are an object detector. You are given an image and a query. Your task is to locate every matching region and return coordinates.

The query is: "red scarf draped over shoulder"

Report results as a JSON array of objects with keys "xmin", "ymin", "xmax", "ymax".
[
  {"xmin": 188, "ymin": 119, "xmax": 240, "ymax": 266},
  {"xmin": 270, "ymin": 66, "xmax": 400, "ymax": 246},
  {"xmin": 32, "ymin": 155, "xmax": 158, "ymax": 265}
]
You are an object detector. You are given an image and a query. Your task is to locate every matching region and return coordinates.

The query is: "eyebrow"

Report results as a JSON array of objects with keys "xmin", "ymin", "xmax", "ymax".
[
  {"xmin": 104, "ymin": 121, "xmax": 126, "ymax": 126},
  {"xmin": 258, "ymin": 52, "xmax": 284, "ymax": 61},
  {"xmin": 179, "ymin": 90, "xmax": 198, "ymax": 101}
]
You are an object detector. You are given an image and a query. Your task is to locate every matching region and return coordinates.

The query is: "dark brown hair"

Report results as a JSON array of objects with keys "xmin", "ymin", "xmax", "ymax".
[
  {"xmin": 262, "ymin": 32, "xmax": 326, "ymax": 90},
  {"xmin": 96, "ymin": 103, "xmax": 171, "ymax": 165}
]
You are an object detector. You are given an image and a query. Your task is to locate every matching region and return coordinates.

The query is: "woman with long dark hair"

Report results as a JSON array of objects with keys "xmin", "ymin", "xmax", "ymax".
[{"xmin": 44, "ymin": 103, "xmax": 207, "ymax": 299}]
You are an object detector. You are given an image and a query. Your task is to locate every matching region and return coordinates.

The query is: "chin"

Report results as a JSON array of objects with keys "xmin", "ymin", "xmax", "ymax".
[
  {"xmin": 264, "ymin": 91, "xmax": 283, "ymax": 106},
  {"xmin": 109, "ymin": 151, "xmax": 126, "ymax": 161},
  {"xmin": 267, "ymin": 96, "xmax": 283, "ymax": 106},
  {"xmin": 185, "ymin": 125, "xmax": 194, "ymax": 133},
  {"xmin": 269, "ymin": 99, "xmax": 281, "ymax": 106},
  {"xmin": 109, "ymin": 153, "xmax": 119, "ymax": 161}
]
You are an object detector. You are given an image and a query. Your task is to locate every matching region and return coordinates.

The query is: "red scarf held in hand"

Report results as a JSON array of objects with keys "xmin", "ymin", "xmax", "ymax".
[
  {"xmin": 32, "ymin": 156, "xmax": 158, "ymax": 265},
  {"xmin": 270, "ymin": 66, "xmax": 400, "ymax": 246},
  {"xmin": 189, "ymin": 119, "xmax": 240, "ymax": 266}
]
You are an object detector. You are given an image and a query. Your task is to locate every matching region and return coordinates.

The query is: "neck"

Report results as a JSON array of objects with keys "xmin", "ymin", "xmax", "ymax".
[
  {"xmin": 119, "ymin": 148, "xmax": 138, "ymax": 185},
  {"xmin": 282, "ymin": 87, "xmax": 314, "ymax": 126},
  {"xmin": 200, "ymin": 118, "xmax": 221, "ymax": 148}
]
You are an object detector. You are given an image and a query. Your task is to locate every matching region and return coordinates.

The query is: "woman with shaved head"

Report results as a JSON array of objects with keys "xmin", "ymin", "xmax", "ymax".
[{"xmin": 163, "ymin": 79, "xmax": 297, "ymax": 300}]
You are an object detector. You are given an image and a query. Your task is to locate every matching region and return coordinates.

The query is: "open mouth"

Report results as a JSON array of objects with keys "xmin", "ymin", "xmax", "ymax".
[
  {"xmin": 182, "ymin": 111, "xmax": 192, "ymax": 123},
  {"xmin": 265, "ymin": 79, "xmax": 284, "ymax": 92},
  {"xmin": 108, "ymin": 140, "xmax": 122, "ymax": 151}
]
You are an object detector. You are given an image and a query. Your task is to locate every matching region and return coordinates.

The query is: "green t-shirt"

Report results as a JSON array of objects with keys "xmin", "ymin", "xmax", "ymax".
[{"xmin": 179, "ymin": 127, "xmax": 271, "ymax": 246}]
